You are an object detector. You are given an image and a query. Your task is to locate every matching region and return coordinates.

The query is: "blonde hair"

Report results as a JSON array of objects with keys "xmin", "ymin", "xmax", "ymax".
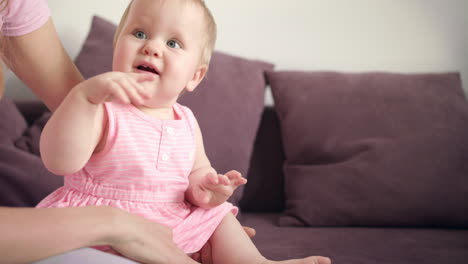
[{"xmin": 114, "ymin": 0, "xmax": 217, "ymax": 65}]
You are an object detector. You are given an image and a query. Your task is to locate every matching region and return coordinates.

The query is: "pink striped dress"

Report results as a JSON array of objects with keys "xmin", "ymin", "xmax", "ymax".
[{"xmin": 36, "ymin": 102, "xmax": 237, "ymax": 253}]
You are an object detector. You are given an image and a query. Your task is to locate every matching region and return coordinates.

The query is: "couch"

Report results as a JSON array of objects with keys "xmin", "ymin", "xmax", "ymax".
[{"xmin": 1, "ymin": 16, "xmax": 467, "ymax": 263}]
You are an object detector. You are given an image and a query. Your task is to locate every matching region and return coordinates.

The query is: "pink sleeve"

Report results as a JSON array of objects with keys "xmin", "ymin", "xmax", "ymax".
[{"xmin": 0, "ymin": 0, "xmax": 50, "ymax": 36}]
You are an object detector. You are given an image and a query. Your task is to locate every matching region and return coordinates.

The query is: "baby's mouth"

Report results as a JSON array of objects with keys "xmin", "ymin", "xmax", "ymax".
[{"xmin": 137, "ymin": 65, "xmax": 159, "ymax": 75}]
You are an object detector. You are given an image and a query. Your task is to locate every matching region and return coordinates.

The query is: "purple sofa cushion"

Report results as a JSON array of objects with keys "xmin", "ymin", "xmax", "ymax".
[
  {"xmin": 74, "ymin": 16, "xmax": 116, "ymax": 79},
  {"xmin": 15, "ymin": 112, "xmax": 51, "ymax": 156},
  {"xmin": 268, "ymin": 71, "xmax": 468, "ymax": 227},
  {"xmin": 0, "ymin": 96, "xmax": 61, "ymax": 207},
  {"xmin": 240, "ymin": 108, "xmax": 286, "ymax": 213},
  {"xmin": 241, "ymin": 213, "xmax": 468, "ymax": 264},
  {"xmin": 0, "ymin": 96, "xmax": 27, "ymax": 142},
  {"xmin": 74, "ymin": 16, "xmax": 273, "ymax": 205}
]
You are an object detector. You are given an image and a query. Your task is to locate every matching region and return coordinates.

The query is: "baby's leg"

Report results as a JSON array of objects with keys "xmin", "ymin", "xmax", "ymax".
[{"xmin": 209, "ymin": 213, "xmax": 331, "ymax": 264}]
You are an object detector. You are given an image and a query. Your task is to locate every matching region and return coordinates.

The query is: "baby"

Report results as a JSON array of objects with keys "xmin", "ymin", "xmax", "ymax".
[{"xmin": 37, "ymin": 0, "xmax": 330, "ymax": 263}]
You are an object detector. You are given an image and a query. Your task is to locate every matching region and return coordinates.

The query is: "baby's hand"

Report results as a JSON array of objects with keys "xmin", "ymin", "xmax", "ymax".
[
  {"xmin": 78, "ymin": 71, "xmax": 155, "ymax": 105},
  {"xmin": 193, "ymin": 170, "xmax": 247, "ymax": 208}
]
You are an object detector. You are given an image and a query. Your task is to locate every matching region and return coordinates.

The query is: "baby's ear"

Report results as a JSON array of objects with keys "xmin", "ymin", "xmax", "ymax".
[{"xmin": 186, "ymin": 64, "xmax": 208, "ymax": 92}]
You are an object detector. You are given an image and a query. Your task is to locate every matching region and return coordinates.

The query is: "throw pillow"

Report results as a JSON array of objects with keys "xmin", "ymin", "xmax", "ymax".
[
  {"xmin": 0, "ymin": 96, "xmax": 62, "ymax": 207},
  {"xmin": 74, "ymin": 15, "xmax": 274, "ymax": 206},
  {"xmin": 268, "ymin": 71, "xmax": 468, "ymax": 227},
  {"xmin": 15, "ymin": 111, "xmax": 52, "ymax": 156}
]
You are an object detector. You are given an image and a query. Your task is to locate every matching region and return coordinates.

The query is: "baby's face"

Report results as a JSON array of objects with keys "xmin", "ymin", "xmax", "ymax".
[{"xmin": 112, "ymin": 0, "xmax": 207, "ymax": 108}]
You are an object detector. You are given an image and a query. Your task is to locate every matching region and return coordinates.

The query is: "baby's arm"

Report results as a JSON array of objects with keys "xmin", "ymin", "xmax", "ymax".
[
  {"xmin": 40, "ymin": 72, "xmax": 154, "ymax": 175},
  {"xmin": 185, "ymin": 119, "xmax": 247, "ymax": 208}
]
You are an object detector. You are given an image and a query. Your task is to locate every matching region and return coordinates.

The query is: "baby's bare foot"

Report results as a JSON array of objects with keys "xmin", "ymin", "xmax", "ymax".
[
  {"xmin": 265, "ymin": 256, "xmax": 331, "ymax": 264},
  {"xmin": 302, "ymin": 256, "xmax": 331, "ymax": 264},
  {"xmin": 264, "ymin": 256, "xmax": 331, "ymax": 264}
]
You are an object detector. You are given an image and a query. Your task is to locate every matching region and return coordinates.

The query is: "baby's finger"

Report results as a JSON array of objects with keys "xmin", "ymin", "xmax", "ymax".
[
  {"xmin": 206, "ymin": 173, "xmax": 219, "ymax": 185},
  {"xmin": 107, "ymin": 82, "xmax": 131, "ymax": 104},
  {"xmin": 117, "ymin": 78, "xmax": 146, "ymax": 105},
  {"xmin": 127, "ymin": 81, "xmax": 150, "ymax": 105},
  {"xmin": 218, "ymin": 174, "xmax": 230, "ymax": 185},
  {"xmin": 128, "ymin": 72, "xmax": 156, "ymax": 83},
  {"xmin": 233, "ymin": 177, "xmax": 247, "ymax": 186},
  {"xmin": 224, "ymin": 170, "xmax": 242, "ymax": 180},
  {"xmin": 127, "ymin": 77, "xmax": 152, "ymax": 100}
]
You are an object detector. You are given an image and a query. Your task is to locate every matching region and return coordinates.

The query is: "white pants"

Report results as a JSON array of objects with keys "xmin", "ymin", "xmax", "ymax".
[{"xmin": 32, "ymin": 248, "xmax": 138, "ymax": 264}]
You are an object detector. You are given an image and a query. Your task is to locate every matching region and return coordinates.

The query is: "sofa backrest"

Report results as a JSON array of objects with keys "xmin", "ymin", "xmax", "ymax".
[{"xmin": 240, "ymin": 106, "xmax": 286, "ymax": 213}]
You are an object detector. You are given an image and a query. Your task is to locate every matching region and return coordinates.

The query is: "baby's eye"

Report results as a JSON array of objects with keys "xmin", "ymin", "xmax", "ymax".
[
  {"xmin": 133, "ymin": 30, "xmax": 147, "ymax": 39},
  {"xmin": 167, "ymin": 40, "xmax": 181, "ymax": 49}
]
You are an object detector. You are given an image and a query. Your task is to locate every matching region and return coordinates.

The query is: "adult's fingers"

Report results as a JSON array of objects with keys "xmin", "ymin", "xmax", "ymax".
[
  {"xmin": 199, "ymin": 242, "xmax": 213, "ymax": 264},
  {"xmin": 191, "ymin": 252, "xmax": 201, "ymax": 262},
  {"xmin": 242, "ymin": 226, "xmax": 256, "ymax": 237}
]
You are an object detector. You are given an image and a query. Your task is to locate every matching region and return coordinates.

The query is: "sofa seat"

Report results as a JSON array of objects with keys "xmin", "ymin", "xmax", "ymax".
[{"xmin": 240, "ymin": 213, "xmax": 468, "ymax": 264}]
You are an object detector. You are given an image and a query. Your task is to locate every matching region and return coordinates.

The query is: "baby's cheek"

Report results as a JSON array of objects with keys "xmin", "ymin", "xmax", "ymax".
[{"xmin": 141, "ymin": 81, "xmax": 158, "ymax": 95}]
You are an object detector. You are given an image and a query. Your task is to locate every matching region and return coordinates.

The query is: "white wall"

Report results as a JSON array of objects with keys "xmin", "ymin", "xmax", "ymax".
[{"xmin": 4, "ymin": 0, "xmax": 468, "ymax": 105}]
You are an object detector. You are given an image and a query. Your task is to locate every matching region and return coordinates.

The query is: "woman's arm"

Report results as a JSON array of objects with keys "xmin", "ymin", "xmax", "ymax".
[
  {"xmin": 0, "ymin": 206, "xmax": 198, "ymax": 264},
  {"xmin": 0, "ymin": 206, "xmax": 112, "ymax": 263},
  {"xmin": 3, "ymin": 18, "xmax": 83, "ymax": 111}
]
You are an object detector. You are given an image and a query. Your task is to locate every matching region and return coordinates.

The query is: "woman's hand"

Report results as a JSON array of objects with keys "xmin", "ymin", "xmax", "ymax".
[
  {"xmin": 105, "ymin": 207, "xmax": 199, "ymax": 264},
  {"xmin": 0, "ymin": 206, "xmax": 199, "ymax": 264}
]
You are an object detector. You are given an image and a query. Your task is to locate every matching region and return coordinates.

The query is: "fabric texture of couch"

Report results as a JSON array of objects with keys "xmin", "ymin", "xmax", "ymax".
[{"xmin": 1, "ymin": 15, "xmax": 467, "ymax": 264}]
